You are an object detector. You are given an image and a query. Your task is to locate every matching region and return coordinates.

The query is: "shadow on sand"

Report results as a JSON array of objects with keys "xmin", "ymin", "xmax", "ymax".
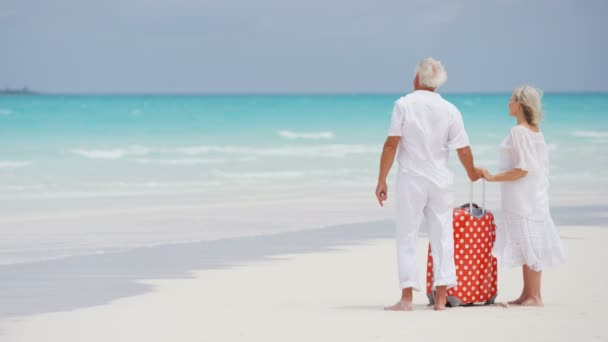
[{"xmin": 0, "ymin": 204, "xmax": 603, "ymax": 324}]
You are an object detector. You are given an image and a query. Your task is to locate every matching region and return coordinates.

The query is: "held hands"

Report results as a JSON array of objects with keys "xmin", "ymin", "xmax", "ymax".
[
  {"xmin": 375, "ymin": 181, "xmax": 388, "ymax": 207},
  {"xmin": 376, "ymin": 168, "xmax": 493, "ymax": 206},
  {"xmin": 470, "ymin": 167, "xmax": 496, "ymax": 182},
  {"xmin": 479, "ymin": 168, "xmax": 495, "ymax": 182},
  {"xmin": 468, "ymin": 167, "xmax": 484, "ymax": 182}
]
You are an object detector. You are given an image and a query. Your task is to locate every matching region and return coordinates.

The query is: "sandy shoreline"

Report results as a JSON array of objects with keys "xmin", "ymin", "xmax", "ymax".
[
  {"xmin": 0, "ymin": 220, "xmax": 395, "ymax": 322},
  {"xmin": 1, "ymin": 224, "xmax": 606, "ymax": 342}
]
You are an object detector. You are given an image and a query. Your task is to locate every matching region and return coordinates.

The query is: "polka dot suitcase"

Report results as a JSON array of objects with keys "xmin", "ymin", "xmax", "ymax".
[{"xmin": 426, "ymin": 181, "xmax": 498, "ymax": 306}]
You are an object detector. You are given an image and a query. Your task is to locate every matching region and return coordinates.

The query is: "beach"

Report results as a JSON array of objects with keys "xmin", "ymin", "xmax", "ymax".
[
  {"xmin": 3, "ymin": 0, "xmax": 607, "ymax": 337},
  {"xmin": 1, "ymin": 223, "xmax": 606, "ymax": 341},
  {"xmin": 1, "ymin": 94, "xmax": 607, "ymax": 341}
]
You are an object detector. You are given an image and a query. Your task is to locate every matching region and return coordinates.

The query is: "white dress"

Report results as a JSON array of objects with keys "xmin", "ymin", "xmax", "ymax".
[{"xmin": 491, "ymin": 125, "xmax": 566, "ymax": 271}]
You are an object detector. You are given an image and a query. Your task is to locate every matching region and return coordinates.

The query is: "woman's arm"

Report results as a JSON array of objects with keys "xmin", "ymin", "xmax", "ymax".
[{"xmin": 481, "ymin": 168, "xmax": 528, "ymax": 182}]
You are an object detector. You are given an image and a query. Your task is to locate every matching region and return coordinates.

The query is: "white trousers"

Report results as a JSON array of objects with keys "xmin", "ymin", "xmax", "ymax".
[{"xmin": 395, "ymin": 171, "xmax": 457, "ymax": 291}]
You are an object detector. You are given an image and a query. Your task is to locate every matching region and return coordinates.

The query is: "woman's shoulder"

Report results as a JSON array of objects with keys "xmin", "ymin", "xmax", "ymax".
[
  {"xmin": 504, "ymin": 127, "xmax": 539, "ymax": 150},
  {"xmin": 511, "ymin": 124, "xmax": 542, "ymax": 134},
  {"xmin": 509, "ymin": 125, "xmax": 544, "ymax": 141},
  {"xmin": 507, "ymin": 126, "xmax": 525, "ymax": 141}
]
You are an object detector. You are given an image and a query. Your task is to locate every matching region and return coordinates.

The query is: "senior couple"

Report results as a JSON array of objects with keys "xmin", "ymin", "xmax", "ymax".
[{"xmin": 376, "ymin": 58, "xmax": 565, "ymax": 311}]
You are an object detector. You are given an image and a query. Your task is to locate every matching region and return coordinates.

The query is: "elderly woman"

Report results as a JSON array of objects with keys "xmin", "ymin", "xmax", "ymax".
[{"xmin": 481, "ymin": 86, "xmax": 565, "ymax": 306}]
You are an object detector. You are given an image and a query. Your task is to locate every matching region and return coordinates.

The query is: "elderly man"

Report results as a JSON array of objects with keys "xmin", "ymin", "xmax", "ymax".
[{"xmin": 376, "ymin": 58, "xmax": 482, "ymax": 311}]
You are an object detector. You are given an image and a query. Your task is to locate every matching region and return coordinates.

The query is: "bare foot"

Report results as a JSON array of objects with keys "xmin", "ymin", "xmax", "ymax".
[
  {"xmin": 520, "ymin": 297, "xmax": 543, "ymax": 307},
  {"xmin": 433, "ymin": 297, "xmax": 447, "ymax": 311},
  {"xmin": 384, "ymin": 300, "xmax": 413, "ymax": 311},
  {"xmin": 508, "ymin": 295, "xmax": 526, "ymax": 305},
  {"xmin": 434, "ymin": 286, "xmax": 448, "ymax": 311},
  {"xmin": 434, "ymin": 304, "xmax": 447, "ymax": 311}
]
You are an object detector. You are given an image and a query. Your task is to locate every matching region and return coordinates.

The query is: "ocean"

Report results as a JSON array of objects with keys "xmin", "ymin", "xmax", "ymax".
[{"xmin": 1, "ymin": 93, "xmax": 607, "ymax": 264}]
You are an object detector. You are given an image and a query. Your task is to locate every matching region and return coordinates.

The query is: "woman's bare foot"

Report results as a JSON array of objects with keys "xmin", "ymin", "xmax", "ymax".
[
  {"xmin": 384, "ymin": 300, "xmax": 413, "ymax": 311},
  {"xmin": 508, "ymin": 295, "xmax": 526, "ymax": 305},
  {"xmin": 520, "ymin": 297, "xmax": 543, "ymax": 307}
]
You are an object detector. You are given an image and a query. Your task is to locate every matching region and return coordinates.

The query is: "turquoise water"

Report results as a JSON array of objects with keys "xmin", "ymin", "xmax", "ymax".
[
  {"xmin": 1, "ymin": 93, "xmax": 607, "ymax": 197},
  {"xmin": 0, "ymin": 93, "xmax": 607, "ymax": 265}
]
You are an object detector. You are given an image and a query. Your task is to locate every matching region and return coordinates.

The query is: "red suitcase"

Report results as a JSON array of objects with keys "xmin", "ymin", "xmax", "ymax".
[{"xmin": 426, "ymin": 182, "xmax": 498, "ymax": 306}]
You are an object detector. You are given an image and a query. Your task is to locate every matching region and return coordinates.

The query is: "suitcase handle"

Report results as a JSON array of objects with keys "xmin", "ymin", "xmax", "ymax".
[
  {"xmin": 468, "ymin": 180, "xmax": 486, "ymax": 217},
  {"xmin": 460, "ymin": 203, "xmax": 480, "ymax": 210}
]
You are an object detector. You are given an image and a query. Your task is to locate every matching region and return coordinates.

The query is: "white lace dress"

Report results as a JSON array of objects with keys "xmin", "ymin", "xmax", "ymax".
[{"xmin": 491, "ymin": 126, "xmax": 566, "ymax": 271}]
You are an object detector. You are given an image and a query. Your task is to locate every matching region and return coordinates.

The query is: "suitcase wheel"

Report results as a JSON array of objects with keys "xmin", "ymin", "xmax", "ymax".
[
  {"xmin": 485, "ymin": 294, "xmax": 497, "ymax": 305},
  {"xmin": 446, "ymin": 296, "xmax": 462, "ymax": 307}
]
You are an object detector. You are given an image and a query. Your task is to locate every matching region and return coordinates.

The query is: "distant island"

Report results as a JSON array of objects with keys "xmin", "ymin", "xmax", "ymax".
[{"xmin": 0, "ymin": 87, "xmax": 40, "ymax": 95}]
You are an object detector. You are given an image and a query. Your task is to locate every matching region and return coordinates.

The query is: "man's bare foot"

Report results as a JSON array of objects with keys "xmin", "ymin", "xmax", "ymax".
[
  {"xmin": 433, "ymin": 295, "xmax": 447, "ymax": 311},
  {"xmin": 434, "ymin": 303, "xmax": 447, "ymax": 311},
  {"xmin": 434, "ymin": 287, "xmax": 448, "ymax": 311},
  {"xmin": 520, "ymin": 297, "xmax": 543, "ymax": 307},
  {"xmin": 384, "ymin": 300, "xmax": 413, "ymax": 311}
]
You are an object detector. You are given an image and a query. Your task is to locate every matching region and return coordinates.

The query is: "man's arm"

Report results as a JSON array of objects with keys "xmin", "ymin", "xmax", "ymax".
[
  {"xmin": 456, "ymin": 146, "xmax": 482, "ymax": 182},
  {"xmin": 375, "ymin": 136, "xmax": 401, "ymax": 206}
]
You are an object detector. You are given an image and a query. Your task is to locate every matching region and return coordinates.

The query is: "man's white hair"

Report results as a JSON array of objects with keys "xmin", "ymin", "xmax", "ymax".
[{"xmin": 415, "ymin": 58, "xmax": 447, "ymax": 89}]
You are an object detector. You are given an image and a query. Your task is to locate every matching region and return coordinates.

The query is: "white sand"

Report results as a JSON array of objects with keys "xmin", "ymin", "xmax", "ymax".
[{"xmin": 2, "ymin": 226, "xmax": 606, "ymax": 342}]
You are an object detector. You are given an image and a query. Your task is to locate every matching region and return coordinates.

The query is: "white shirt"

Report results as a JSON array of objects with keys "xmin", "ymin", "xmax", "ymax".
[
  {"xmin": 388, "ymin": 90, "xmax": 470, "ymax": 188},
  {"xmin": 498, "ymin": 126, "xmax": 551, "ymax": 219}
]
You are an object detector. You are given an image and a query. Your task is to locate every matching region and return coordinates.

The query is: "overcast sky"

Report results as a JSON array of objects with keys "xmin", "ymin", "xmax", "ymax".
[{"xmin": 1, "ymin": 0, "xmax": 606, "ymax": 93}]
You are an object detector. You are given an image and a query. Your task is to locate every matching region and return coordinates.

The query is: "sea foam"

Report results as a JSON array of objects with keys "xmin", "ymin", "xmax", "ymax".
[
  {"xmin": 71, "ymin": 146, "xmax": 151, "ymax": 160},
  {"xmin": 277, "ymin": 130, "xmax": 335, "ymax": 140},
  {"xmin": 0, "ymin": 160, "xmax": 32, "ymax": 169},
  {"xmin": 569, "ymin": 130, "xmax": 608, "ymax": 138}
]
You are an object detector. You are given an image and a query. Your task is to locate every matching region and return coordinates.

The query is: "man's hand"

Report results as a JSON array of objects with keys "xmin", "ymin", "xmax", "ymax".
[
  {"xmin": 480, "ymin": 168, "xmax": 495, "ymax": 182},
  {"xmin": 468, "ymin": 167, "xmax": 484, "ymax": 182},
  {"xmin": 376, "ymin": 136, "xmax": 400, "ymax": 207},
  {"xmin": 375, "ymin": 181, "xmax": 388, "ymax": 207}
]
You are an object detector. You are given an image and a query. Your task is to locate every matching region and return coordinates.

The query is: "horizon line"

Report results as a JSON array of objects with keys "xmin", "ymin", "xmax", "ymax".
[{"xmin": 3, "ymin": 90, "xmax": 608, "ymax": 96}]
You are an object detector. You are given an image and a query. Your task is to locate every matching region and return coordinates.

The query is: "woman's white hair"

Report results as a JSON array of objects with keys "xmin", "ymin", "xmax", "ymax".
[
  {"xmin": 415, "ymin": 57, "xmax": 447, "ymax": 89},
  {"xmin": 512, "ymin": 85, "xmax": 544, "ymax": 126}
]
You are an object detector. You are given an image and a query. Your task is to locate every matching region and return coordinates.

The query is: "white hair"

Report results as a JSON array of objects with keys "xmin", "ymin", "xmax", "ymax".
[
  {"xmin": 512, "ymin": 85, "xmax": 544, "ymax": 126},
  {"xmin": 415, "ymin": 57, "xmax": 447, "ymax": 89}
]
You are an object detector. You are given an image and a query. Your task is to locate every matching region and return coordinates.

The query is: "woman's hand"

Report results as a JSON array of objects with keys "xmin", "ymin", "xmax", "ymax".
[
  {"xmin": 375, "ymin": 181, "xmax": 388, "ymax": 207},
  {"xmin": 480, "ymin": 168, "xmax": 495, "ymax": 182}
]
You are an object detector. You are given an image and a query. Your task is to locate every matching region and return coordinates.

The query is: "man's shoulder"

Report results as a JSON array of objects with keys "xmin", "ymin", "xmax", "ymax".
[
  {"xmin": 394, "ymin": 94, "xmax": 412, "ymax": 106},
  {"xmin": 437, "ymin": 96, "xmax": 460, "ymax": 114},
  {"xmin": 396, "ymin": 93, "xmax": 461, "ymax": 115}
]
